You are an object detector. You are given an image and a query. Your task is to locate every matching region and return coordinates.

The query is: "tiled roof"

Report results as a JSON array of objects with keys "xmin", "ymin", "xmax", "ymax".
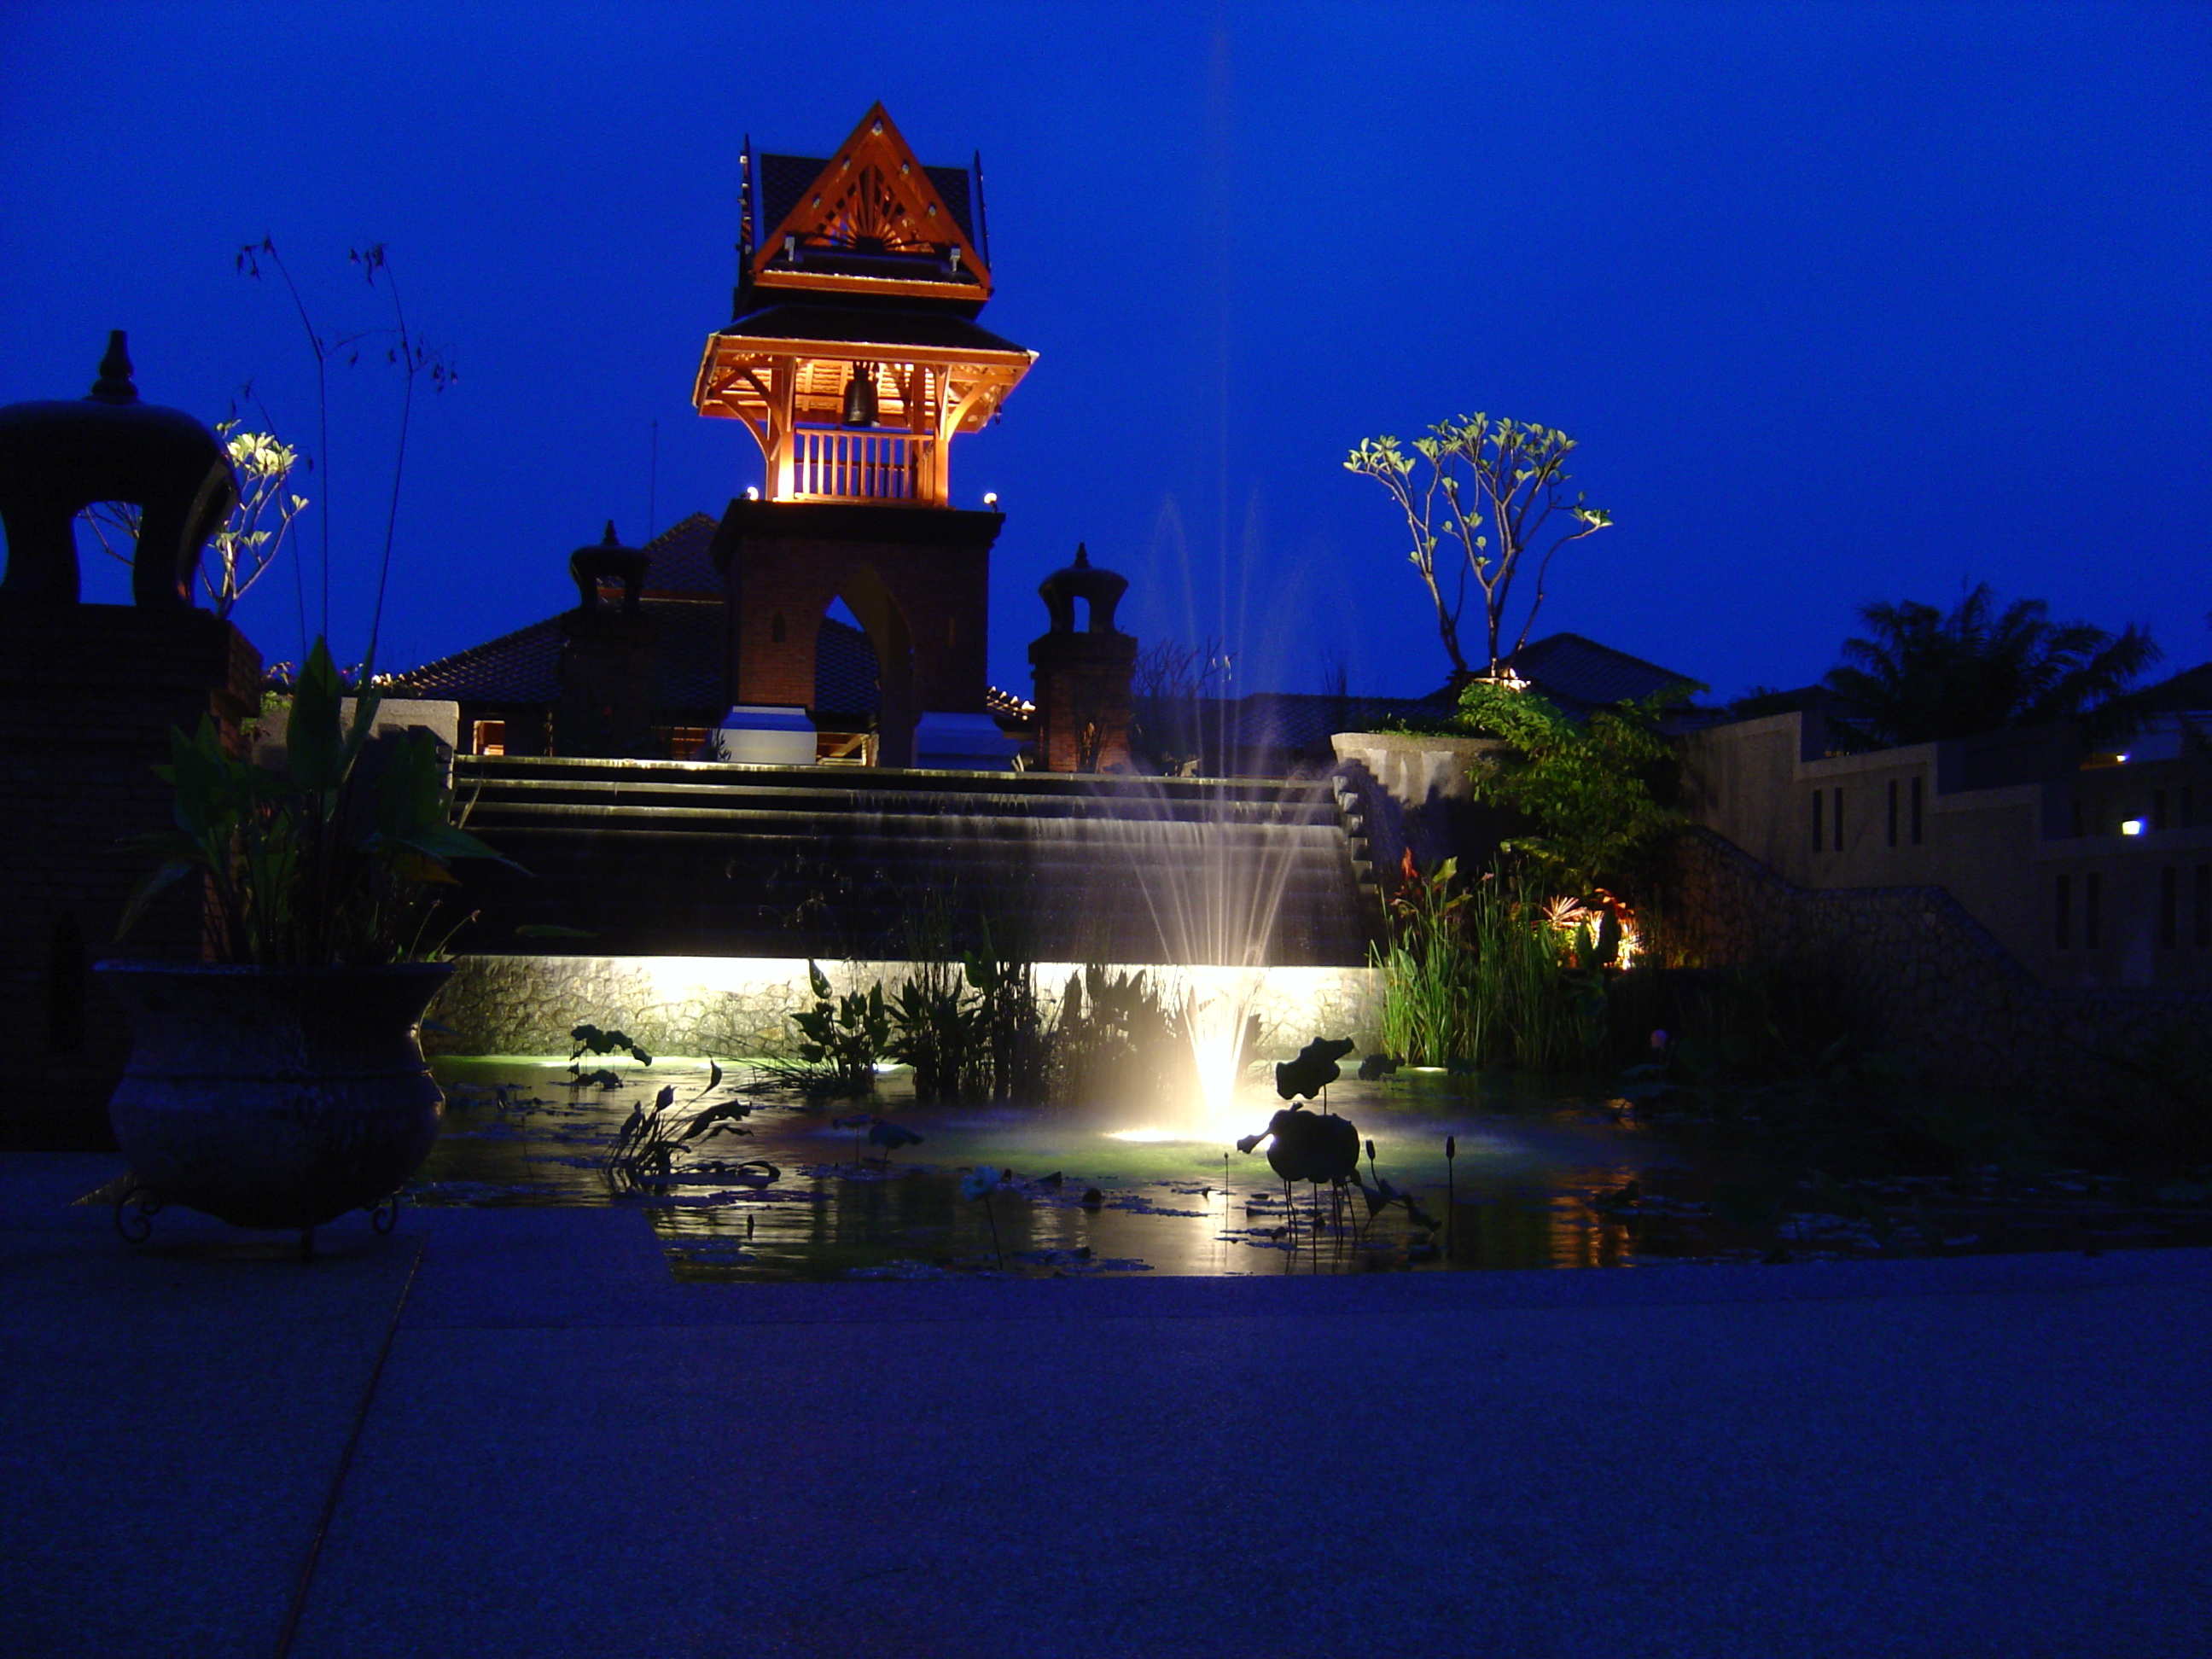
[
  {"xmin": 390, "ymin": 614, "xmax": 563, "ymax": 703},
  {"xmin": 639, "ymin": 514, "xmax": 719, "ymax": 597},
  {"xmin": 719, "ymin": 303, "xmax": 1026, "ymax": 356},
  {"xmin": 388, "ymin": 595, "xmax": 881, "ymax": 720},
  {"xmin": 1236, "ymin": 692, "xmax": 1458, "ymax": 754},
  {"xmin": 1508, "ymin": 632, "xmax": 1703, "ymax": 712},
  {"xmin": 1165, "ymin": 692, "xmax": 1459, "ymax": 762},
  {"xmin": 812, "ymin": 618, "xmax": 880, "ymax": 717},
  {"xmin": 651, "ymin": 601, "xmax": 727, "ymax": 710},
  {"xmin": 1167, "ymin": 633, "xmax": 1705, "ymax": 763},
  {"xmin": 2135, "ymin": 660, "xmax": 2212, "ymax": 714}
]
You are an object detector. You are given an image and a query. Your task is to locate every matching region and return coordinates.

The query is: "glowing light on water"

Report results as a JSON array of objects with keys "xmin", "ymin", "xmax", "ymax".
[{"xmin": 1107, "ymin": 778, "xmax": 1335, "ymax": 1139}]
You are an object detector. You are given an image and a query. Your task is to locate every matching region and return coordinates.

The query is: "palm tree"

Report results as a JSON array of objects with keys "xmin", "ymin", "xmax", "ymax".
[{"xmin": 1822, "ymin": 582, "xmax": 2159, "ymax": 751}]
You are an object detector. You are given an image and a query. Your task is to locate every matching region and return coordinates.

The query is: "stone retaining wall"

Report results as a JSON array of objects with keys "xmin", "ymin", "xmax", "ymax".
[
  {"xmin": 1659, "ymin": 828, "xmax": 2208, "ymax": 1103},
  {"xmin": 427, "ymin": 954, "xmax": 1380, "ymax": 1062}
]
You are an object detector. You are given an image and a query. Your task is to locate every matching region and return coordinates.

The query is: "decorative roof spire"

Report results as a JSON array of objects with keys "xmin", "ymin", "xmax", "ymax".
[{"xmin": 86, "ymin": 329, "xmax": 137, "ymax": 404}]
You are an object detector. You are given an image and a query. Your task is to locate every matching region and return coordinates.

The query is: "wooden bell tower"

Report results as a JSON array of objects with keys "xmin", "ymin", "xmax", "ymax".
[
  {"xmin": 692, "ymin": 105, "xmax": 1034, "ymax": 768},
  {"xmin": 692, "ymin": 102, "xmax": 1033, "ymax": 507}
]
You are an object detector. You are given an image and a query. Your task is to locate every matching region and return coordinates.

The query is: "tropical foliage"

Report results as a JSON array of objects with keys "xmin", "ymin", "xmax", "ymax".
[
  {"xmin": 1372, "ymin": 859, "xmax": 1607, "ymax": 1072},
  {"xmin": 1454, "ymin": 680, "xmax": 1685, "ymax": 897},
  {"xmin": 1821, "ymin": 581, "xmax": 2159, "ymax": 750},
  {"xmin": 118, "ymin": 638, "xmax": 513, "ymax": 964},
  {"xmin": 791, "ymin": 961, "xmax": 890, "ymax": 1092},
  {"xmin": 1346, "ymin": 415, "xmax": 1611, "ymax": 681}
]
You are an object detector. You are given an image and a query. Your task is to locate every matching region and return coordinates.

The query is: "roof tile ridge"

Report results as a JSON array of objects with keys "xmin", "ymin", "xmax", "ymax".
[
  {"xmin": 1516, "ymin": 630, "xmax": 1699, "ymax": 687},
  {"xmin": 387, "ymin": 613, "xmax": 564, "ymax": 682}
]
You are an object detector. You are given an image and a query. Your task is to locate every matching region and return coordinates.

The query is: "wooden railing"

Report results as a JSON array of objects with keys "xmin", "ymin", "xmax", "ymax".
[{"xmin": 788, "ymin": 427, "xmax": 932, "ymax": 502}]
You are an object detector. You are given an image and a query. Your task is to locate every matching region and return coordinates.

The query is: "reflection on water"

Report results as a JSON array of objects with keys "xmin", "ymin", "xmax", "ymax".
[
  {"xmin": 412, "ymin": 1060, "xmax": 2212, "ymax": 1281},
  {"xmin": 415, "ymin": 1059, "xmax": 1708, "ymax": 1279}
]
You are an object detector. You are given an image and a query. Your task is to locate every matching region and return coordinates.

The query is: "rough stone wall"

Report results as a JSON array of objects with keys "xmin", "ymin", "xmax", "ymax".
[
  {"xmin": 426, "ymin": 954, "xmax": 1380, "ymax": 1062},
  {"xmin": 1659, "ymin": 827, "xmax": 2209, "ymax": 1103}
]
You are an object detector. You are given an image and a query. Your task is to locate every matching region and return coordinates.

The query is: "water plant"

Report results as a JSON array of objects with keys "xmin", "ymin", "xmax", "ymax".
[
  {"xmin": 1274, "ymin": 1035, "xmax": 1354, "ymax": 1104},
  {"xmin": 878, "ymin": 897, "xmax": 1054, "ymax": 1103},
  {"xmin": 1372, "ymin": 854, "xmax": 1476, "ymax": 1064},
  {"xmin": 790, "ymin": 960, "xmax": 890, "ymax": 1094},
  {"xmin": 867, "ymin": 1118, "xmax": 923, "ymax": 1165},
  {"xmin": 1373, "ymin": 859, "xmax": 1607, "ymax": 1072},
  {"xmin": 570, "ymin": 1022, "xmax": 651, "ymax": 1071},
  {"xmin": 1238, "ymin": 1035, "xmax": 1363, "ymax": 1232},
  {"xmin": 601, "ymin": 1080, "xmax": 775, "ymax": 1196},
  {"xmin": 960, "ymin": 1164, "xmax": 1008, "ymax": 1270},
  {"xmin": 1445, "ymin": 1133, "xmax": 1457, "ymax": 1251},
  {"xmin": 886, "ymin": 960, "xmax": 981, "ymax": 1103},
  {"xmin": 1051, "ymin": 964, "xmax": 1189, "ymax": 1107},
  {"xmin": 834, "ymin": 1114, "xmax": 925, "ymax": 1169},
  {"xmin": 966, "ymin": 945, "xmax": 1054, "ymax": 1103}
]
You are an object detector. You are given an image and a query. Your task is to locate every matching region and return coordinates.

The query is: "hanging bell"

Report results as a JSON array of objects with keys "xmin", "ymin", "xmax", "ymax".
[{"xmin": 839, "ymin": 362, "xmax": 878, "ymax": 428}]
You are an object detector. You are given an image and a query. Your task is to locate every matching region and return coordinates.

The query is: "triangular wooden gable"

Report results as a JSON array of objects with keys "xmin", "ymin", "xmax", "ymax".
[{"xmin": 751, "ymin": 103, "xmax": 988, "ymax": 290}]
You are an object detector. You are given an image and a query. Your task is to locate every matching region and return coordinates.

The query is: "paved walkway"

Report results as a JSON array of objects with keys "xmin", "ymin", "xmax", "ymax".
[{"xmin": 3, "ymin": 1151, "xmax": 2206, "ymax": 1658}]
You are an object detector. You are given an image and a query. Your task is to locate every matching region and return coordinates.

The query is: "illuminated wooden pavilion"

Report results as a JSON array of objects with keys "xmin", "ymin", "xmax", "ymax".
[{"xmin": 691, "ymin": 104, "xmax": 1034, "ymax": 507}]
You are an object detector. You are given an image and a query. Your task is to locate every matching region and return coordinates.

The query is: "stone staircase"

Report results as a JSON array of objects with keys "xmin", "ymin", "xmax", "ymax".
[{"xmin": 446, "ymin": 756, "xmax": 1381, "ymax": 965}]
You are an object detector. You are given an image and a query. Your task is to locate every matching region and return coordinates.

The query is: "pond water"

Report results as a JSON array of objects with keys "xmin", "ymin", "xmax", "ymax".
[{"xmin": 413, "ymin": 1058, "xmax": 2212, "ymax": 1280}]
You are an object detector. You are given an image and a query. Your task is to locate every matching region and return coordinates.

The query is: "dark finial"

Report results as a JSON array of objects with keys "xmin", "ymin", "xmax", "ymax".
[
  {"xmin": 734, "ymin": 138, "xmax": 756, "ymax": 317},
  {"xmin": 739, "ymin": 135, "xmax": 754, "ymax": 244},
  {"xmin": 1446, "ymin": 1134, "xmax": 1457, "ymax": 1161},
  {"xmin": 973, "ymin": 148, "xmax": 991, "ymax": 269},
  {"xmin": 87, "ymin": 329, "xmax": 137, "ymax": 404},
  {"xmin": 602, "ymin": 520, "xmax": 620, "ymax": 544},
  {"xmin": 1073, "ymin": 542, "xmax": 1090, "ymax": 568}
]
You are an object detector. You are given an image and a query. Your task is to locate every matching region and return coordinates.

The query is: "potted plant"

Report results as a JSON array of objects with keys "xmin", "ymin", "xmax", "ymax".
[{"xmin": 96, "ymin": 640, "xmax": 515, "ymax": 1252}]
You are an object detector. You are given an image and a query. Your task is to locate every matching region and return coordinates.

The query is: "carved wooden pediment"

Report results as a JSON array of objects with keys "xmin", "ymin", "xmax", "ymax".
[{"xmin": 752, "ymin": 103, "xmax": 988, "ymax": 297}]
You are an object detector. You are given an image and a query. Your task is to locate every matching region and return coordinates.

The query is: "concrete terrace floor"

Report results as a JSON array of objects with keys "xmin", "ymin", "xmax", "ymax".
[{"xmin": 3, "ymin": 1152, "xmax": 2207, "ymax": 1659}]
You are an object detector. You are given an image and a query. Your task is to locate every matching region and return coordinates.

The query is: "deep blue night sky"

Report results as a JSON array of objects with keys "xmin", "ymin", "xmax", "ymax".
[{"xmin": 3, "ymin": 2, "xmax": 2207, "ymax": 703}]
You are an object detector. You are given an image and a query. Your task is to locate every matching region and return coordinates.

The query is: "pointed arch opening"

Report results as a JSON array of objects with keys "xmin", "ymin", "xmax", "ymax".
[{"xmin": 824, "ymin": 567, "xmax": 915, "ymax": 766}]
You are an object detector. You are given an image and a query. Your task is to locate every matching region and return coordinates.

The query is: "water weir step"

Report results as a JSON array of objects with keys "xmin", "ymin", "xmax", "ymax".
[{"xmin": 450, "ymin": 756, "xmax": 1378, "ymax": 967}]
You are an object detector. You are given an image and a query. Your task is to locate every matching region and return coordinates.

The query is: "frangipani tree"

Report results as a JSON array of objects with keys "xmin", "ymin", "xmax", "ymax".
[
  {"xmin": 1347, "ymin": 415, "xmax": 1611, "ymax": 684},
  {"xmin": 80, "ymin": 418, "xmax": 308, "ymax": 619}
]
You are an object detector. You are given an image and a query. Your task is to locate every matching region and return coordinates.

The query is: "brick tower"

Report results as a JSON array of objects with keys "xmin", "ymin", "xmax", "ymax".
[{"xmin": 1028, "ymin": 544, "xmax": 1137, "ymax": 772}]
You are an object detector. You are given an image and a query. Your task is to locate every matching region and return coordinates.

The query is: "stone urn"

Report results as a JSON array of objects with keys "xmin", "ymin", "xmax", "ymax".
[{"xmin": 94, "ymin": 961, "xmax": 451, "ymax": 1239}]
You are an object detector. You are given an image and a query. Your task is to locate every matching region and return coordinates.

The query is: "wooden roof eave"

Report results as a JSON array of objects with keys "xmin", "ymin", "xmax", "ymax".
[
  {"xmin": 707, "ymin": 330, "xmax": 1033, "ymax": 372},
  {"xmin": 750, "ymin": 267, "xmax": 991, "ymax": 303},
  {"xmin": 693, "ymin": 334, "xmax": 1033, "ymax": 409}
]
